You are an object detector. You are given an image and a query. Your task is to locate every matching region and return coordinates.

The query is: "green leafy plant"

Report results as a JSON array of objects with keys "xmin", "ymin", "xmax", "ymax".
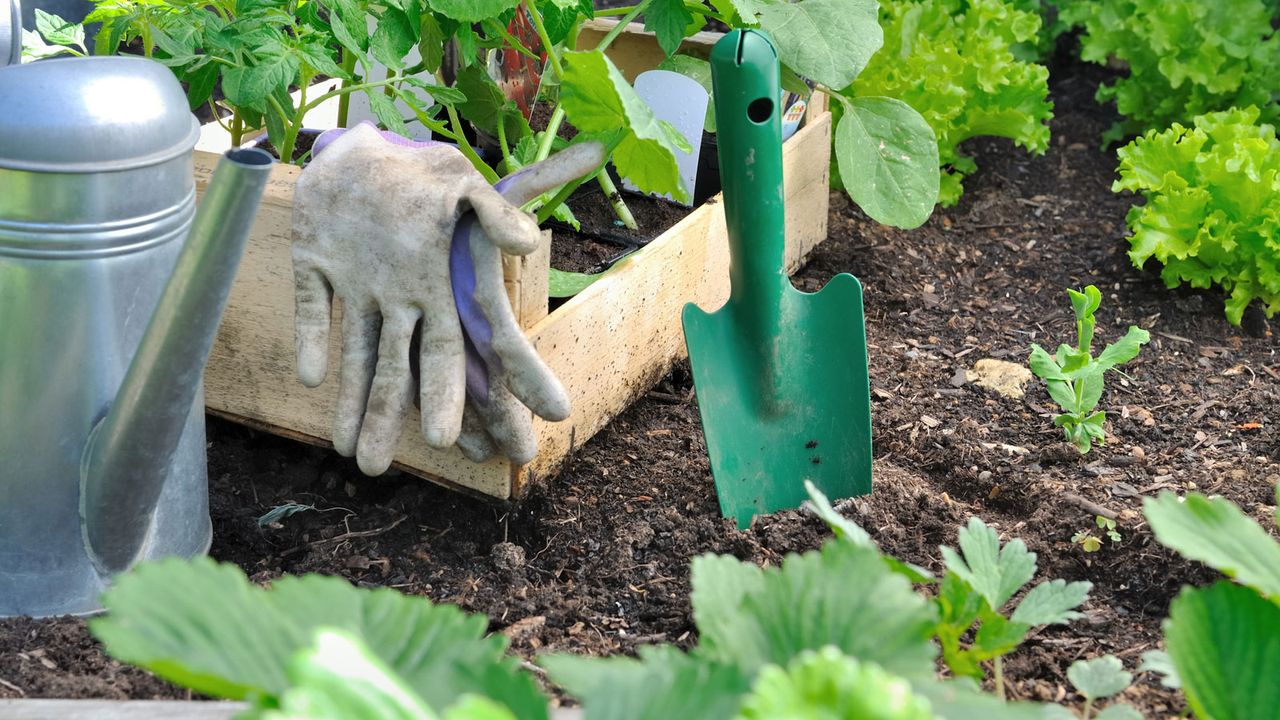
[
  {"xmin": 1028, "ymin": 285, "xmax": 1149, "ymax": 453},
  {"xmin": 1065, "ymin": 655, "xmax": 1142, "ymax": 720},
  {"xmin": 1143, "ymin": 484, "xmax": 1280, "ymax": 719},
  {"xmin": 1073, "ymin": 516, "xmax": 1121, "ymax": 552},
  {"xmin": 848, "ymin": 0, "xmax": 1054, "ymax": 207},
  {"xmin": 1056, "ymin": 0, "xmax": 1280, "ymax": 143},
  {"xmin": 544, "ymin": 483, "xmax": 1088, "ymax": 719},
  {"xmin": 89, "ymin": 558, "xmax": 549, "ymax": 719},
  {"xmin": 1114, "ymin": 106, "xmax": 1280, "ymax": 326},
  {"xmin": 933, "ymin": 516, "xmax": 1092, "ymax": 697}
]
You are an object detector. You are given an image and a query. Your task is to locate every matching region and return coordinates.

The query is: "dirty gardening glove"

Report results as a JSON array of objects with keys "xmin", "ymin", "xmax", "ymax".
[{"xmin": 292, "ymin": 123, "xmax": 604, "ymax": 474}]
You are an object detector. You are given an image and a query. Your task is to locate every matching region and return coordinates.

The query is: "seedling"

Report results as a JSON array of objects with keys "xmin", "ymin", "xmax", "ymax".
[
  {"xmin": 1073, "ymin": 516, "xmax": 1121, "ymax": 552},
  {"xmin": 1066, "ymin": 655, "xmax": 1141, "ymax": 720},
  {"xmin": 1029, "ymin": 285, "xmax": 1149, "ymax": 453}
]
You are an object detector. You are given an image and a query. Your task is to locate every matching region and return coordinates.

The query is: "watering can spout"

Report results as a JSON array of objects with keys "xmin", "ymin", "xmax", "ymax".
[{"xmin": 81, "ymin": 148, "xmax": 273, "ymax": 575}]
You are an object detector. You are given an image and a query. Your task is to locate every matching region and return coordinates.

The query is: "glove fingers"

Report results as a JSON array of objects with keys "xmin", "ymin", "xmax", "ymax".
[
  {"xmin": 356, "ymin": 309, "xmax": 419, "ymax": 475},
  {"xmin": 455, "ymin": 400, "xmax": 497, "ymax": 463},
  {"xmin": 495, "ymin": 141, "xmax": 607, "ymax": 206},
  {"xmin": 467, "ymin": 184, "xmax": 542, "ymax": 256},
  {"xmin": 418, "ymin": 302, "xmax": 466, "ymax": 448},
  {"xmin": 476, "ymin": 384, "xmax": 538, "ymax": 465},
  {"xmin": 333, "ymin": 301, "xmax": 380, "ymax": 458},
  {"xmin": 469, "ymin": 234, "xmax": 571, "ymax": 422},
  {"xmin": 293, "ymin": 263, "xmax": 332, "ymax": 387}
]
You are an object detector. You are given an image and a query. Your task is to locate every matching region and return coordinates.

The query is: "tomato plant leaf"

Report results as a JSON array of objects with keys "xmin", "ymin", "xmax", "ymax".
[
  {"xmin": 643, "ymin": 0, "xmax": 694, "ymax": 57},
  {"xmin": 561, "ymin": 50, "xmax": 690, "ymax": 202}
]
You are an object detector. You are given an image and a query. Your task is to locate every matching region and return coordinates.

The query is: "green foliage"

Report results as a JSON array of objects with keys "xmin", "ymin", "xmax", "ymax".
[
  {"xmin": 833, "ymin": 97, "xmax": 941, "ymax": 229},
  {"xmin": 1066, "ymin": 655, "xmax": 1139, "ymax": 720},
  {"xmin": 1143, "ymin": 483, "xmax": 1280, "ymax": 719},
  {"xmin": 1028, "ymin": 285, "xmax": 1149, "ymax": 453},
  {"xmin": 561, "ymin": 50, "xmax": 692, "ymax": 203},
  {"xmin": 1113, "ymin": 106, "xmax": 1280, "ymax": 326},
  {"xmin": 735, "ymin": 648, "xmax": 935, "ymax": 720},
  {"xmin": 89, "ymin": 557, "xmax": 548, "ymax": 719},
  {"xmin": 850, "ymin": 0, "xmax": 1053, "ymax": 206},
  {"xmin": 934, "ymin": 517, "xmax": 1091, "ymax": 681},
  {"xmin": 544, "ymin": 483, "xmax": 1070, "ymax": 720},
  {"xmin": 1057, "ymin": 0, "xmax": 1280, "ymax": 143}
]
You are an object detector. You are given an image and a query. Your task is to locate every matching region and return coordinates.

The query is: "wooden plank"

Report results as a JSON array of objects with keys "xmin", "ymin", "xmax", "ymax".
[
  {"xmin": 0, "ymin": 700, "xmax": 583, "ymax": 719},
  {"xmin": 503, "ymin": 230, "xmax": 552, "ymax": 329},
  {"xmin": 576, "ymin": 20, "xmax": 720, "ymax": 81}
]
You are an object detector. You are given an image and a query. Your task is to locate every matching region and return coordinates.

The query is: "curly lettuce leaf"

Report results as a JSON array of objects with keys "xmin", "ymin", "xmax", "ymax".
[
  {"xmin": 851, "ymin": 0, "xmax": 1052, "ymax": 207},
  {"xmin": 1059, "ymin": 0, "xmax": 1280, "ymax": 142},
  {"xmin": 1114, "ymin": 106, "xmax": 1280, "ymax": 325}
]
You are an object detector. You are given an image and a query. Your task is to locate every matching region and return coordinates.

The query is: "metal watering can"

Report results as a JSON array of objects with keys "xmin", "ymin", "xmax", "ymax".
[{"xmin": 0, "ymin": 24, "xmax": 272, "ymax": 616}]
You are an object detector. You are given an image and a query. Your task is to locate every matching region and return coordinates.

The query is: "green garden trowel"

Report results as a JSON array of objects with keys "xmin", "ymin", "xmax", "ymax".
[{"xmin": 682, "ymin": 29, "xmax": 872, "ymax": 529}]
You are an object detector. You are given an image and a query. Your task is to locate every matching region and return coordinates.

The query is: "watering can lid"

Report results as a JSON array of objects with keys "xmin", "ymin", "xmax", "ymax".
[{"xmin": 0, "ymin": 56, "xmax": 199, "ymax": 173}]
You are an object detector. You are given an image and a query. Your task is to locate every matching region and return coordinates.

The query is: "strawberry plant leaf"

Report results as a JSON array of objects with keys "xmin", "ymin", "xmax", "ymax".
[
  {"xmin": 834, "ymin": 96, "xmax": 939, "ymax": 229},
  {"xmin": 89, "ymin": 558, "xmax": 549, "ymax": 720},
  {"xmin": 248, "ymin": 629, "xmax": 439, "ymax": 720},
  {"xmin": 1144, "ymin": 491, "xmax": 1280, "ymax": 599},
  {"xmin": 736, "ymin": 648, "xmax": 934, "ymax": 720},
  {"xmin": 941, "ymin": 517, "xmax": 1037, "ymax": 610},
  {"xmin": 695, "ymin": 541, "xmax": 938, "ymax": 678},
  {"xmin": 1138, "ymin": 650, "xmax": 1181, "ymax": 689},
  {"xmin": 1010, "ymin": 579, "xmax": 1092, "ymax": 626},
  {"xmin": 1067, "ymin": 655, "xmax": 1131, "ymax": 701},
  {"xmin": 643, "ymin": 0, "xmax": 693, "ymax": 57},
  {"xmin": 804, "ymin": 481, "xmax": 935, "ymax": 583},
  {"xmin": 757, "ymin": 0, "xmax": 881, "ymax": 89},
  {"xmin": 1165, "ymin": 581, "xmax": 1280, "ymax": 720},
  {"xmin": 561, "ymin": 50, "xmax": 690, "ymax": 202},
  {"xmin": 542, "ymin": 646, "xmax": 749, "ymax": 720},
  {"xmin": 970, "ymin": 610, "xmax": 1029, "ymax": 660}
]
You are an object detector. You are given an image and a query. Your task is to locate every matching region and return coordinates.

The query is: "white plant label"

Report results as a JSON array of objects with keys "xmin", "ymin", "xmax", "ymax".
[{"xmin": 624, "ymin": 69, "xmax": 709, "ymax": 206}]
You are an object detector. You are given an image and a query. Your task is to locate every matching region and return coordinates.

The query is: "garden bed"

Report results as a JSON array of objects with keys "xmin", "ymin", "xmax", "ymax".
[{"xmin": 1, "ymin": 55, "xmax": 1276, "ymax": 718}]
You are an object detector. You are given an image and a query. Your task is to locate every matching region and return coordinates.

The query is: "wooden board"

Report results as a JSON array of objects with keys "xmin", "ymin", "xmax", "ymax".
[{"xmin": 200, "ymin": 22, "xmax": 832, "ymax": 500}]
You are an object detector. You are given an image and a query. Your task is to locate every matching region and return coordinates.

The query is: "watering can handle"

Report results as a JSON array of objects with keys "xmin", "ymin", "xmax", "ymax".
[{"xmin": 710, "ymin": 30, "xmax": 788, "ymax": 307}]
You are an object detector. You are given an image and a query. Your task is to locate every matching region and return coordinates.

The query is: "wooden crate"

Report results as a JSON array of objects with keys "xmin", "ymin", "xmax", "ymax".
[{"xmin": 199, "ymin": 20, "xmax": 832, "ymax": 500}]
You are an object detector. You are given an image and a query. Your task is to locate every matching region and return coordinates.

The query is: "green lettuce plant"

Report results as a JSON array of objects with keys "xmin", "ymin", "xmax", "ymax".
[
  {"xmin": 847, "ymin": 0, "xmax": 1053, "ymax": 207},
  {"xmin": 1143, "ymin": 484, "xmax": 1280, "ymax": 720},
  {"xmin": 1057, "ymin": 0, "xmax": 1280, "ymax": 144},
  {"xmin": 1114, "ymin": 106, "xmax": 1280, "ymax": 326},
  {"xmin": 1028, "ymin": 285, "xmax": 1149, "ymax": 454}
]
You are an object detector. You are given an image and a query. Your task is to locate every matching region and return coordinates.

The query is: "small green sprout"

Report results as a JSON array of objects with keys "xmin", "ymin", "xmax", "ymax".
[{"xmin": 1029, "ymin": 286, "xmax": 1149, "ymax": 453}]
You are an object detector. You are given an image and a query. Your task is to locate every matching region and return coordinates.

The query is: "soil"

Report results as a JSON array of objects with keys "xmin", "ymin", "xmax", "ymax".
[{"xmin": 3, "ymin": 53, "xmax": 1277, "ymax": 719}]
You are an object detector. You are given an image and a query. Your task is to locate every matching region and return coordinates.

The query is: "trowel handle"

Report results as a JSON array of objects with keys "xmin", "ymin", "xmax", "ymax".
[{"xmin": 710, "ymin": 29, "xmax": 787, "ymax": 299}]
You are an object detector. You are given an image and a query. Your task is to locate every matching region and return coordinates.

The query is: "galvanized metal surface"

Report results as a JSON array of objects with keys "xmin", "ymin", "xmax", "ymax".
[
  {"xmin": 0, "ymin": 56, "xmax": 269, "ymax": 616},
  {"xmin": 0, "ymin": 0, "xmax": 18, "ymax": 67}
]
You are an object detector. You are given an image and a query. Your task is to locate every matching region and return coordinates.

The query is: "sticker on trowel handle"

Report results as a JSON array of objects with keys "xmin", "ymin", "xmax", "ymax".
[{"xmin": 623, "ymin": 69, "xmax": 709, "ymax": 206}]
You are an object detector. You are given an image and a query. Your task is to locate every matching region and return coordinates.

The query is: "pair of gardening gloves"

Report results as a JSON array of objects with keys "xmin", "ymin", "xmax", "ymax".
[{"xmin": 291, "ymin": 122, "xmax": 604, "ymax": 475}]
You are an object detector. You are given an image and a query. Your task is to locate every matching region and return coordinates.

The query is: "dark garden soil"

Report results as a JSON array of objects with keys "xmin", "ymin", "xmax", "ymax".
[{"xmin": 2, "ymin": 56, "xmax": 1277, "ymax": 718}]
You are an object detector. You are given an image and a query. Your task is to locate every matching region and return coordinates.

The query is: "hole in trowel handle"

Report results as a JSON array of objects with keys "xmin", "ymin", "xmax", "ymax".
[{"xmin": 747, "ymin": 97, "xmax": 773, "ymax": 124}]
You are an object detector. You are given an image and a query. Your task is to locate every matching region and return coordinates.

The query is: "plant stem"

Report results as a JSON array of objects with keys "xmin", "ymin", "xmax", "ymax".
[
  {"xmin": 994, "ymin": 656, "xmax": 1006, "ymax": 702},
  {"xmin": 1082, "ymin": 698, "xmax": 1093, "ymax": 720},
  {"xmin": 207, "ymin": 100, "xmax": 232, "ymax": 133},
  {"xmin": 596, "ymin": 0, "xmax": 651, "ymax": 52},
  {"xmin": 446, "ymin": 104, "xmax": 501, "ymax": 184},
  {"xmin": 498, "ymin": 116, "xmax": 513, "ymax": 170},
  {"xmin": 597, "ymin": 169, "xmax": 637, "ymax": 229},
  {"xmin": 535, "ymin": 106, "xmax": 566, "ymax": 162},
  {"xmin": 230, "ymin": 111, "xmax": 245, "ymax": 148},
  {"xmin": 337, "ymin": 48, "xmax": 358, "ymax": 128},
  {"xmin": 524, "ymin": 1, "xmax": 564, "ymax": 80}
]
